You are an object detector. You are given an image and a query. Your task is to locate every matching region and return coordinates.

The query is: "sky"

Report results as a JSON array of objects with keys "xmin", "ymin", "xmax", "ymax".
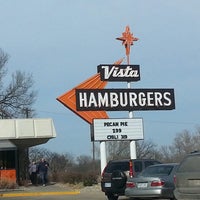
[{"xmin": 0, "ymin": 0, "xmax": 200, "ymax": 157}]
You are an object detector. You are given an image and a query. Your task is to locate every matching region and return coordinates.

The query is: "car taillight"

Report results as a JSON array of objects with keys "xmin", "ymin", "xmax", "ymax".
[
  {"xmin": 126, "ymin": 181, "xmax": 136, "ymax": 188},
  {"xmin": 151, "ymin": 180, "xmax": 165, "ymax": 187},
  {"xmin": 129, "ymin": 160, "xmax": 134, "ymax": 178},
  {"xmin": 174, "ymin": 175, "xmax": 176, "ymax": 185},
  {"xmin": 101, "ymin": 165, "xmax": 107, "ymax": 179}
]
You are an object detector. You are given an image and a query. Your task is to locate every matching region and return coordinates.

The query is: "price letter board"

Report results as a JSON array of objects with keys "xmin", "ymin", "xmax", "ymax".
[{"xmin": 92, "ymin": 118, "xmax": 144, "ymax": 141}]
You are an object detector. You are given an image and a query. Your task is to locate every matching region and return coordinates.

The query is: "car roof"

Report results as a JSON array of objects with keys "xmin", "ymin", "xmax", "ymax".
[
  {"xmin": 146, "ymin": 163, "xmax": 179, "ymax": 167},
  {"xmin": 109, "ymin": 158, "xmax": 160, "ymax": 163},
  {"xmin": 190, "ymin": 150, "xmax": 200, "ymax": 154},
  {"xmin": 187, "ymin": 152, "xmax": 200, "ymax": 157}
]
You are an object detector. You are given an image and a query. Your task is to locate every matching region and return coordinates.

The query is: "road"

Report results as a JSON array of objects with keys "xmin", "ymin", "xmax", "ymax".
[
  {"xmin": 0, "ymin": 183, "xmax": 165, "ymax": 200},
  {"xmin": 0, "ymin": 188, "xmax": 129, "ymax": 200},
  {"xmin": 0, "ymin": 193, "xmax": 129, "ymax": 200},
  {"xmin": 0, "ymin": 183, "xmax": 119, "ymax": 200}
]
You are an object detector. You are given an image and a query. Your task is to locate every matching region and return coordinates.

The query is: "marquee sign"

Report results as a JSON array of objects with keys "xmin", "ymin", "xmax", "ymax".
[
  {"xmin": 57, "ymin": 26, "xmax": 176, "ymax": 128},
  {"xmin": 76, "ymin": 88, "xmax": 175, "ymax": 111},
  {"xmin": 97, "ymin": 64, "xmax": 140, "ymax": 82},
  {"xmin": 91, "ymin": 118, "xmax": 144, "ymax": 141},
  {"xmin": 56, "ymin": 59, "xmax": 124, "ymax": 124}
]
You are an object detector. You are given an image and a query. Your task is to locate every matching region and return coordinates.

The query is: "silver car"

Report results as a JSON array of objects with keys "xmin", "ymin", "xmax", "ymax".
[
  {"xmin": 174, "ymin": 151, "xmax": 200, "ymax": 199},
  {"xmin": 125, "ymin": 163, "xmax": 179, "ymax": 200}
]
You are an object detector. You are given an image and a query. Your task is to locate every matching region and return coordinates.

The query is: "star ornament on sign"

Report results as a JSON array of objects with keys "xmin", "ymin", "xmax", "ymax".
[{"xmin": 116, "ymin": 26, "xmax": 139, "ymax": 56}]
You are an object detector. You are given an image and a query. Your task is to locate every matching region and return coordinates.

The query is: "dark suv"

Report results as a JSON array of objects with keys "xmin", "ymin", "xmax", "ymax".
[
  {"xmin": 174, "ymin": 151, "xmax": 200, "ymax": 199},
  {"xmin": 101, "ymin": 159, "xmax": 161, "ymax": 200}
]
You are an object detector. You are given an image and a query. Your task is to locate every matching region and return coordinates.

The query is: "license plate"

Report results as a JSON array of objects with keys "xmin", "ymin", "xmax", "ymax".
[
  {"xmin": 189, "ymin": 179, "xmax": 200, "ymax": 186},
  {"xmin": 105, "ymin": 182, "xmax": 111, "ymax": 187},
  {"xmin": 137, "ymin": 182, "xmax": 148, "ymax": 188}
]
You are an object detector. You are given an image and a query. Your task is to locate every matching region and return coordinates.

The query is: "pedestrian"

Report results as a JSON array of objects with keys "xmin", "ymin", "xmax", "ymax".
[
  {"xmin": 38, "ymin": 158, "xmax": 49, "ymax": 186},
  {"xmin": 29, "ymin": 161, "xmax": 37, "ymax": 185}
]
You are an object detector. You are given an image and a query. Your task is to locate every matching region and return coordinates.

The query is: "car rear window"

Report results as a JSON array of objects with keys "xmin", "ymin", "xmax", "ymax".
[
  {"xmin": 178, "ymin": 155, "xmax": 200, "ymax": 172},
  {"xmin": 141, "ymin": 165, "xmax": 173, "ymax": 176},
  {"xmin": 105, "ymin": 162, "xmax": 129, "ymax": 173},
  {"xmin": 104, "ymin": 160, "xmax": 161, "ymax": 173},
  {"xmin": 133, "ymin": 161, "xmax": 143, "ymax": 172},
  {"xmin": 144, "ymin": 160, "xmax": 161, "ymax": 168},
  {"xmin": 105, "ymin": 161, "xmax": 143, "ymax": 173}
]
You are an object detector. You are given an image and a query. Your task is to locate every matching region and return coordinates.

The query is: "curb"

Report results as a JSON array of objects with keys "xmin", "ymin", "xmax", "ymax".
[{"xmin": 0, "ymin": 190, "xmax": 80, "ymax": 197}]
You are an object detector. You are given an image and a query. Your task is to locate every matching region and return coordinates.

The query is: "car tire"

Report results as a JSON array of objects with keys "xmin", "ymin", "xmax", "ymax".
[
  {"xmin": 106, "ymin": 193, "xmax": 119, "ymax": 200},
  {"xmin": 111, "ymin": 170, "xmax": 127, "ymax": 189}
]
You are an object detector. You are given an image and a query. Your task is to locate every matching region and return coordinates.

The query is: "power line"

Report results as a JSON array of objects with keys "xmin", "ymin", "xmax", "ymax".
[
  {"xmin": 37, "ymin": 110, "xmax": 199, "ymax": 126},
  {"xmin": 145, "ymin": 120, "xmax": 199, "ymax": 126},
  {"xmin": 37, "ymin": 110, "xmax": 70, "ymax": 116}
]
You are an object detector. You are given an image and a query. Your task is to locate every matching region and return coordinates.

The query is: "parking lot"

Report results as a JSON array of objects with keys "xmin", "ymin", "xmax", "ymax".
[
  {"xmin": 0, "ymin": 183, "xmax": 168, "ymax": 200},
  {"xmin": 0, "ymin": 183, "xmax": 123, "ymax": 200}
]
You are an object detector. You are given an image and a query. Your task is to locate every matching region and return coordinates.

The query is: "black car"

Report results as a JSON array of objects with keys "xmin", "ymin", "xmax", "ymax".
[{"xmin": 101, "ymin": 158, "xmax": 161, "ymax": 200}]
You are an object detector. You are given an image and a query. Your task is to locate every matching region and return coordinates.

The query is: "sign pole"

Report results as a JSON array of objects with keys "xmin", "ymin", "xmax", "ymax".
[
  {"xmin": 100, "ymin": 141, "xmax": 107, "ymax": 174},
  {"xmin": 117, "ymin": 26, "xmax": 138, "ymax": 159}
]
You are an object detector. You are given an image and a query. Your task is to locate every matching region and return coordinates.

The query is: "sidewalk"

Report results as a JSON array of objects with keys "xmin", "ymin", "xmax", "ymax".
[{"xmin": 0, "ymin": 182, "xmax": 81, "ymax": 198}]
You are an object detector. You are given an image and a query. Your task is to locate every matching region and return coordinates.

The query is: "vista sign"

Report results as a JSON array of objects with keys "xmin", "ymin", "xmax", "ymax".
[
  {"xmin": 97, "ymin": 64, "xmax": 140, "ymax": 82},
  {"xmin": 76, "ymin": 88, "xmax": 175, "ymax": 111}
]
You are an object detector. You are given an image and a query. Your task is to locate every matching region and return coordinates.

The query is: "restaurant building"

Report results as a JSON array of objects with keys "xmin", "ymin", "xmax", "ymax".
[{"xmin": 0, "ymin": 118, "xmax": 56, "ymax": 183}]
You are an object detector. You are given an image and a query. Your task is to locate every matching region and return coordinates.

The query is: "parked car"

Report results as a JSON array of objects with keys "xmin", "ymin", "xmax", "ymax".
[
  {"xmin": 174, "ymin": 151, "xmax": 200, "ymax": 199},
  {"xmin": 101, "ymin": 159, "xmax": 161, "ymax": 200},
  {"xmin": 125, "ymin": 163, "xmax": 179, "ymax": 200}
]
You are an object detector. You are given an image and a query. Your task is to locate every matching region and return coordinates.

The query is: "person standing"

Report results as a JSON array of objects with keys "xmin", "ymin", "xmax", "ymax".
[
  {"xmin": 29, "ymin": 161, "xmax": 37, "ymax": 185},
  {"xmin": 38, "ymin": 158, "xmax": 49, "ymax": 186}
]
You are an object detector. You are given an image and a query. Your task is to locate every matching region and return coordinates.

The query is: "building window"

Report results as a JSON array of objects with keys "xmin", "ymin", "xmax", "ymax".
[{"xmin": 0, "ymin": 150, "xmax": 15, "ymax": 169}]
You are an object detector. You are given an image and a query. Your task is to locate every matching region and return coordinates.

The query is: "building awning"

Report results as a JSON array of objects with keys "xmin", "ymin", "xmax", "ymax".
[
  {"xmin": 11, "ymin": 138, "xmax": 50, "ymax": 148},
  {"xmin": 0, "ymin": 118, "xmax": 56, "ymax": 149}
]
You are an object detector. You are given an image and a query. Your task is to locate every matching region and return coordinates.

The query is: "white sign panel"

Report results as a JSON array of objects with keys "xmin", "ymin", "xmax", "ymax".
[{"xmin": 92, "ymin": 118, "xmax": 144, "ymax": 141}]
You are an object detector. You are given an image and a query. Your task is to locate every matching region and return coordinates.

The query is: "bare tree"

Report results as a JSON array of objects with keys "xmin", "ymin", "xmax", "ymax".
[
  {"xmin": 106, "ymin": 141, "xmax": 130, "ymax": 160},
  {"xmin": 106, "ymin": 140, "xmax": 158, "ymax": 160},
  {"xmin": 50, "ymin": 152, "xmax": 75, "ymax": 173},
  {"xmin": 0, "ymin": 49, "xmax": 37, "ymax": 118},
  {"xmin": 29, "ymin": 147, "xmax": 52, "ymax": 163},
  {"xmin": 76, "ymin": 155, "xmax": 93, "ymax": 172},
  {"xmin": 29, "ymin": 147, "xmax": 75, "ymax": 170},
  {"xmin": 156, "ymin": 145, "xmax": 175, "ymax": 163},
  {"xmin": 158, "ymin": 127, "xmax": 200, "ymax": 162},
  {"xmin": 136, "ymin": 140, "xmax": 158, "ymax": 159},
  {"xmin": 0, "ymin": 49, "xmax": 8, "ymax": 86}
]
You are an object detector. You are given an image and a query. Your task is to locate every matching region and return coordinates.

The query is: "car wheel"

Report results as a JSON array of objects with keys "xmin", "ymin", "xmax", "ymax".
[
  {"xmin": 106, "ymin": 193, "xmax": 119, "ymax": 200},
  {"xmin": 111, "ymin": 170, "xmax": 127, "ymax": 189}
]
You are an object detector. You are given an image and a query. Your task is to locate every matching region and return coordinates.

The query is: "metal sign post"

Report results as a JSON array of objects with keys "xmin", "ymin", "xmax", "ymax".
[{"xmin": 117, "ymin": 26, "xmax": 139, "ymax": 159}]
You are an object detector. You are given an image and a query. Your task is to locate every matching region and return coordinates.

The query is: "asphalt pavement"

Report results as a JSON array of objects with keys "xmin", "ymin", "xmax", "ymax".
[
  {"xmin": 0, "ymin": 183, "xmax": 165, "ymax": 200},
  {"xmin": 0, "ymin": 182, "xmax": 110, "ymax": 200},
  {"xmin": 0, "ymin": 182, "xmax": 80, "ymax": 197}
]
